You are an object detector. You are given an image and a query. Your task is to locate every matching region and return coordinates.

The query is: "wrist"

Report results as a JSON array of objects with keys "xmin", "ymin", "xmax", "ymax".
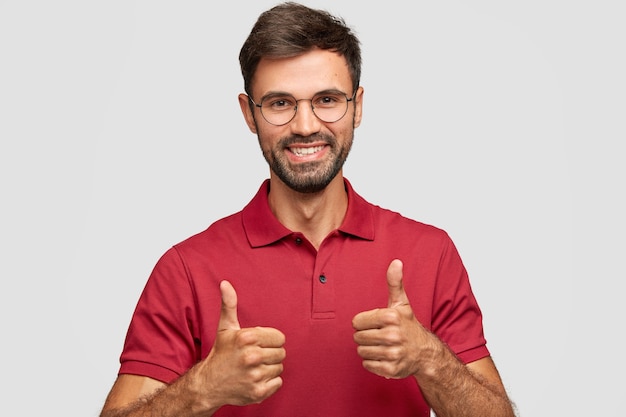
[
  {"xmin": 177, "ymin": 361, "xmax": 223, "ymax": 417},
  {"xmin": 413, "ymin": 333, "xmax": 457, "ymax": 380}
]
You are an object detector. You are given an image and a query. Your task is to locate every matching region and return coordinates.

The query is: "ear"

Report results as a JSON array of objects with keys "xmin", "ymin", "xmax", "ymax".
[
  {"xmin": 352, "ymin": 86, "xmax": 364, "ymax": 128},
  {"xmin": 238, "ymin": 93, "xmax": 258, "ymax": 134}
]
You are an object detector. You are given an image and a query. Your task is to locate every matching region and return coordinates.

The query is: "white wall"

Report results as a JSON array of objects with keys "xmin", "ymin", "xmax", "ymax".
[{"xmin": 1, "ymin": 1, "xmax": 623, "ymax": 415}]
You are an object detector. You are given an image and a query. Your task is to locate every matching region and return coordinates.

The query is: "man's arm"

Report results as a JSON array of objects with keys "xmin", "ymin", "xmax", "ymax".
[
  {"xmin": 352, "ymin": 260, "xmax": 516, "ymax": 417},
  {"xmin": 100, "ymin": 375, "xmax": 177, "ymax": 417},
  {"xmin": 100, "ymin": 281, "xmax": 286, "ymax": 417},
  {"xmin": 416, "ymin": 352, "xmax": 515, "ymax": 417}
]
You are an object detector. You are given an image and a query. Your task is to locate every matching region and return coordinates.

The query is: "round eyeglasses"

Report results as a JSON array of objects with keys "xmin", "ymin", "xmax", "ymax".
[{"xmin": 249, "ymin": 90, "xmax": 356, "ymax": 126}]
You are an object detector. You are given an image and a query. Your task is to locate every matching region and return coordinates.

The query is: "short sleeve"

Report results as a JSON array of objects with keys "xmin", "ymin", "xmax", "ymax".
[
  {"xmin": 118, "ymin": 247, "xmax": 200, "ymax": 383},
  {"xmin": 431, "ymin": 236, "xmax": 490, "ymax": 364}
]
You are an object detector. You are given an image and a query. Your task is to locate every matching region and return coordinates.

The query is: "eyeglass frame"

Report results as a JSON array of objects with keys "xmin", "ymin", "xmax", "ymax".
[{"xmin": 248, "ymin": 89, "xmax": 357, "ymax": 126}]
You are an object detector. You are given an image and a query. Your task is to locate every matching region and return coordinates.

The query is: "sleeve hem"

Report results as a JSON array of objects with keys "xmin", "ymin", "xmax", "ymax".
[
  {"xmin": 119, "ymin": 360, "xmax": 181, "ymax": 384},
  {"xmin": 455, "ymin": 345, "xmax": 490, "ymax": 365}
]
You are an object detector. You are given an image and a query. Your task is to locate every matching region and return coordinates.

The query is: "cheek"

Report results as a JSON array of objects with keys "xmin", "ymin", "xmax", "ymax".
[
  {"xmin": 256, "ymin": 128, "xmax": 283, "ymax": 151},
  {"xmin": 332, "ymin": 124, "xmax": 354, "ymax": 143}
]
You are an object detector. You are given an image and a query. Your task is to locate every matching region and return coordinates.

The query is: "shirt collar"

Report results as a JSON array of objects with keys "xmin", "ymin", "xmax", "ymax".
[{"xmin": 242, "ymin": 178, "xmax": 375, "ymax": 248}]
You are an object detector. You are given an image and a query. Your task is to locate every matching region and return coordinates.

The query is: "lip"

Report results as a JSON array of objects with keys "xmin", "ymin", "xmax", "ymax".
[{"xmin": 286, "ymin": 143, "xmax": 328, "ymax": 162}]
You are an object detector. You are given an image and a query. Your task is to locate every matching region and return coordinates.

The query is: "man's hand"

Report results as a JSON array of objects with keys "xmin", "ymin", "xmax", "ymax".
[
  {"xmin": 99, "ymin": 281, "xmax": 286, "ymax": 417},
  {"xmin": 195, "ymin": 280, "xmax": 286, "ymax": 409},
  {"xmin": 352, "ymin": 259, "xmax": 435, "ymax": 379}
]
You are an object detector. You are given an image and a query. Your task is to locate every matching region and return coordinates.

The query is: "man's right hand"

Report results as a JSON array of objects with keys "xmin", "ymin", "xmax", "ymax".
[
  {"xmin": 100, "ymin": 281, "xmax": 285, "ymax": 417},
  {"xmin": 192, "ymin": 280, "xmax": 286, "ymax": 410}
]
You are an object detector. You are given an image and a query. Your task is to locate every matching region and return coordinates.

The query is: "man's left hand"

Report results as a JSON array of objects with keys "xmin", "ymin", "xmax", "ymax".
[{"xmin": 352, "ymin": 259, "xmax": 436, "ymax": 379}]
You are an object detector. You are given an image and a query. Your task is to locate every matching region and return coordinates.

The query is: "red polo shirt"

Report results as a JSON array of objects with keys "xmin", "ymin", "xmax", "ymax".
[{"xmin": 119, "ymin": 179, "xmax": 489, "ymax": 416}]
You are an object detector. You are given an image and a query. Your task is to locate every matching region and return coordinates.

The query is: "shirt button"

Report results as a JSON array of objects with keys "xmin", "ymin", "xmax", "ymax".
[
  {"xmin": 319, "ymin": 275, "xmax": 327, "ymax": 283},
  {"xmin": 295, "ymin": 237, "xmax": 302, "ymax": 245}
]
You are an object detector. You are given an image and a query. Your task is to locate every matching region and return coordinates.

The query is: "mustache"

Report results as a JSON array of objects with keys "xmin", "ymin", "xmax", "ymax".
[{"xmin": 279, "ymin": 133, "xmax": 336, "ymax": 147}]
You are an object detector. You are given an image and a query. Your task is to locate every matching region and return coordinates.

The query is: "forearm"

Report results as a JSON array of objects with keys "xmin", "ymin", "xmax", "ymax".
[
  {"xmin": 415, "ymin": 339, "xmax": 515, "ymax": 417},
  {"xmin": 100, "ymin": 366, "xmax": 221, "ymax": 417}
]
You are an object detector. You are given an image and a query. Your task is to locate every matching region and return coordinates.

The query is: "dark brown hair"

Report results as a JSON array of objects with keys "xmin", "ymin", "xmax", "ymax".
[{"xmin": 239, "ymin": 2, "xmax": 361, "ymax": 95}]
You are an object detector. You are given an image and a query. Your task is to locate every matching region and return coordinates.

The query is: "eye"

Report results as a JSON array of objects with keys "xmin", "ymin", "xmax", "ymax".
[
  {"xmin": 266, "ymin": 96, "xmax": 296, "ymax": 111},
  {"xmin": 313, "ymin": 94, "xmax": 342, "ymax": 108}
]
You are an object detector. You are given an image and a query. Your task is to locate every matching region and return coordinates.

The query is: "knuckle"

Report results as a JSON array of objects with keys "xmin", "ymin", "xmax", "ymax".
[
  {"xmin": 247, "ymin": 366, "xmax": 264, "ymax": 382},
  {"xmin": 384, "ymin": 329, "xmax": 403, "ymax": 345},
  {"xmin": 235, "ymin": 329, "xmax": 257, "ymax": 346},
  {"xmin": 241, "ymin": 347, "xmax": 262, "ymax": 366},
  {"xmin": 276, "ymin": 363, "xmax": 285, "ymax": 376},
  {"xmin": 381, "ymin": 309, "xmax": 401, "ymax": 325},
  {"xmin": 277, "ymin": 347, "xmax": 287, "ymax": 361},
  {"xmin": 250, "ymin": 384, "xmax": 271, "ymax": 403},
  {"xmin": 386, "ymin": 346, "xmax": 403, "ymax": 361}
]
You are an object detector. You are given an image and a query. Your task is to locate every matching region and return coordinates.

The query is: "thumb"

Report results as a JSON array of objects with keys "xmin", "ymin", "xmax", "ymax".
[
  {"xmin": 218, "ymin": 280, "xmax": 241, "ymax": 331},
  {"xmin": 387, "ymin": 259, "xmax": 409, "ymax": 308}
]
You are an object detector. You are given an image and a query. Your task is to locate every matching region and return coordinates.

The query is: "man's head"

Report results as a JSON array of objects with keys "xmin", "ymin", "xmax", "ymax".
[
  {"xmin": 238, "ymin": 3, "xmax": 363, "ymax": 194},
  {"xmin": 239, "ymin": 2, "xmax": 361, "ymax": 97}
]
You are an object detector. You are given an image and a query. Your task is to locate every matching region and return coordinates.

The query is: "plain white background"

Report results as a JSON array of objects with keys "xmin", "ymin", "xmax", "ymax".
[{"xmin": 1, "ymin": 1, "xmax": 624, "ymax": 415}]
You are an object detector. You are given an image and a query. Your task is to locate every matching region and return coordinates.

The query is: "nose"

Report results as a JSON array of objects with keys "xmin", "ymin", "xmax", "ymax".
[{"xmin": 290, "ymin": 99, "xmax": 322, "ymax": 136}]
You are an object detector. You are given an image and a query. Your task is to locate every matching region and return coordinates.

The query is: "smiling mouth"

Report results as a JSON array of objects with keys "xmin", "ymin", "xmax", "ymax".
[{"xmin": 289, "ymin": 145, "xmax": 325, "ymax": 157}]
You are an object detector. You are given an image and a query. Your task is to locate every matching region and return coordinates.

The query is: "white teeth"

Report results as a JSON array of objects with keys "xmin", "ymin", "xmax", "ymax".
[{"xmin": 291, "ymin": 145, "xmax": 324, "ymax": 156}]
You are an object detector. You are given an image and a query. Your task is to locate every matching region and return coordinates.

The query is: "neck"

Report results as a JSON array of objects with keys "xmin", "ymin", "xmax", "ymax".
[{"xmin": 268, "ymin": 174, "xmax": 348, "ymax": 249}]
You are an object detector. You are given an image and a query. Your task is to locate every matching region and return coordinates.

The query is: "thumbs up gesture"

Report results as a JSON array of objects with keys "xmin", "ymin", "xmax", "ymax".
[
  {"xmin": 352, "ymin": 259, "xmax": 433, "ymax": 379},
  {"xmin": 195, "ymin": 280, "xmax": 286, "ymax": 409}
]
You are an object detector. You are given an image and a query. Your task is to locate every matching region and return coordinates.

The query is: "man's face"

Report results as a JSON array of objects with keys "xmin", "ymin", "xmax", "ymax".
[{"xmin": 239, "ymin": 48, "xmax": 363, "ymax": 193}]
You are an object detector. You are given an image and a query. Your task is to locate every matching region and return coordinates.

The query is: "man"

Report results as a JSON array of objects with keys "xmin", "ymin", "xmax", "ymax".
[{"xmin": 100, "ymin": 2, "xmax": 515, "ymax": 416}]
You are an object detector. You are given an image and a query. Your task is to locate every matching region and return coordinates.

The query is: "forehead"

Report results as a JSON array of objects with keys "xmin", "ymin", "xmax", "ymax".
[{"xmin": 251, "ymin": 49, "xmax": 352, "ymax": 97}]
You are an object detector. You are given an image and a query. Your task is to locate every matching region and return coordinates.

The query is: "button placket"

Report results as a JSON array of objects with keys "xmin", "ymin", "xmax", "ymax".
[{"xmin": 310, "ymin": 234, "xmax": 338, "ymax": 319}]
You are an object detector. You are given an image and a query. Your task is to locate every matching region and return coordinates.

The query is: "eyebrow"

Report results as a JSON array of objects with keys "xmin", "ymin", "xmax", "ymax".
[{"xmin": 259, "ymin": 88, "xmax": 349, "ymax": 102}]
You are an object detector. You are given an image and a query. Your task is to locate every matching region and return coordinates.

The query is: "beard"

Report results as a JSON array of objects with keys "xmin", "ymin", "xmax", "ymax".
[{"xmin": 259, "ymin": 131, "xmax": 353, "ymax": 194}]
